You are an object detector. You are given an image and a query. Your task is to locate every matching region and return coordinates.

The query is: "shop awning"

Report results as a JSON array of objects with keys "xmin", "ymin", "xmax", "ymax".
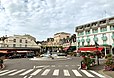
[
  {"xmin": 79, "ymin": 47, "xmax": 104, "ymax": 52},
  {"xmin": 0, "ymin": 50, "xmax": 8, "ymax": 53}
]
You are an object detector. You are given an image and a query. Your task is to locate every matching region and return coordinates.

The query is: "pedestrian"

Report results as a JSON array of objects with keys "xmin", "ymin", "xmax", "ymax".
[{"xmin": 0, "ymin": 57, "xmax": 3, "ymax": 69}]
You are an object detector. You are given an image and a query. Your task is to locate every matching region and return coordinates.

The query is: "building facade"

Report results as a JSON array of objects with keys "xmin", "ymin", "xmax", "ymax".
[
  {"xmin": 2, "ymin": 34, "xmax": 40, "ymax": 48},
  {"xmin": 53, "ymin": 32, "xmax": 71, "ymax": 46},
  {"xmin": 75, "ymin": 16, "xmax": 114, "ymax": 55}
]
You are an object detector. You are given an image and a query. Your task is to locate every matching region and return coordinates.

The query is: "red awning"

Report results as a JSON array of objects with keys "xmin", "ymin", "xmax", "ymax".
[
  {"xmin": 79, "ymin": 47, "xmax": 104, "ymax": 52},
  {"xmin": 0, "ymin": 50, "xmax": 8, "ymax": 53},
  {"xmin": 63, "ymin": 46, "xmax": 70, "ymax": 51}
]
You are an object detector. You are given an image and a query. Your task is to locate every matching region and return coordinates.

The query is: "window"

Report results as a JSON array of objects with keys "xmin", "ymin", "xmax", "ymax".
[
  {"xmin": 20, "ymin": 39, "xmax": 22, "ymax": 43},
  {"xmin": 102, "ymin": 34, "xmax": 106, "ymax": 36},
  {"xmin": 78, "ymin": 32, "xmax": 84, "ymax": 36},
  {"xmin": 25, "ymin": 40, "xmax": 27, "ymax": 43},
  {"xmin": 25, "ymin": 45, "xmax": 27, "ymax": 47},
  {"xmin": 110, "ymin": 26, "xmax": 114, "ymax": 30},
  {"xmin": 20, "ymin": 44, "xmax": 22, "ymax": 47},
  {"xmin": 100, "ymin": 27, "xmax": 107, "ymax": 32},
  {"xmin": 85, "ymin": 30, "xmax": 90, "ymax": 34},
  {"xmin": 103, "ymin": 40, "xmax": 106, "ymax": 44},
  {"xmin": 87, "ymin": 42, "xmax": 90, "ymax": 45},
  {"xmin": 82, "ymin": 42, "xmax": 84, "ymax": 46},
  {"xmin": 13, "ymin": 44, "xmax": 16, "ymax": 47},
  {"xmin": 13, "ymin": 39, "xmax": 16, "ymax": 42},
  {"xmin": 92, "ymin": 29, "xmax": 98, "ymax": 33},
  {"xmin": 112, "ymin": 32, "xmax": 114, "ymax": 35}
]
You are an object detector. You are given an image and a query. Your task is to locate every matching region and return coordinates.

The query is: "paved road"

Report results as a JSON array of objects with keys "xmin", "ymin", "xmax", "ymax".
[{"xmin": 0, "ymin": 57, "xmax": 105, "ymax": 78}]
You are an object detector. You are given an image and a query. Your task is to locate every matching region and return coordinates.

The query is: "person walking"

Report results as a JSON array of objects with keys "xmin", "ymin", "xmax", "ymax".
[{"xmin": 0, "ymin": 57, "xmax": 3, "ymax": 69}]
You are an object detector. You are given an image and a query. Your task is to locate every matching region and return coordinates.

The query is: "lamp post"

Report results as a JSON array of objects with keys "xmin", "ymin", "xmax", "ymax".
[{"xmin": 95, "ymin": 41, "xmax": 100, "ymax": 65}]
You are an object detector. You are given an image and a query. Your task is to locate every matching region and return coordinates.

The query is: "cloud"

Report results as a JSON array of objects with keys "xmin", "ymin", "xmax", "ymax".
[{"xmin": 0, "ymin": 0, "xmax": 114, "ymax": 41}]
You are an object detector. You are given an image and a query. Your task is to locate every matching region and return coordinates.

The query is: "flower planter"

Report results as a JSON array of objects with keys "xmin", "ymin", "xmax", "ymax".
[{"xmin": 104, "ymin": 65, "xmax": 112, "ymax": 71}]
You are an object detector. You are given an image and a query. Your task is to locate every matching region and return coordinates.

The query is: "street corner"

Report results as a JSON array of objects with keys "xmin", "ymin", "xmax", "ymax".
[
  {"xmin": 98, "ymin": 69, "xmax": 113, "ymax": 78},
  {"xmin": 0, "ymin": 64, "xmax": 5, "ymax": 70}
]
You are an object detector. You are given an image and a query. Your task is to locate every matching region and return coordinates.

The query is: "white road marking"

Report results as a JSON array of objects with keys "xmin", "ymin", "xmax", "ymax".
[
  {"xmin": 58, "ymin": 65, "xmax": 62, "ymax": 67},
  {"xmin": 71, "ymin": 65, "xmax": 75, "ymax": 66},
  {"xmin": 33, "ymin": 66, "xmax": 36, "ymax": 69},
  {"xmin": 78, "ymin": 66, "xmax": 81, "ymax": 70},
  {"xmin": 0, "ymin": 70, "xmax": 9, "ymax": 73},
  {"xmin": 51, "ymin": 65, "xmax": 55, "ymax": 67},
  {"xmin": 41, "ymin": 69, "xmax": 50, "ymax": 75},
  {"xmin": 72, "ymin": 70, "xmax": 82, "ymax": 77},
  {"xmin": 63, "ymin": 70, "xmax": 70, "ymax": 76},
  {"xmin": 90, "ymin": 70, "xmax": 105, "ymax": 78},
  {"xmin": 9, "ymin": 69, "xmax": 26, "ymax": 76},
  {"xmin": 53, "ymin": 69, "xmax": 59, "ymax": 76},
  {"xmin": 23, "ymin": 75, "xmax": 27, "ymax": 78},
  {"xmin": 0, "ymin": 69, "xmax": 17, "ymax": 76},
  {"xmin": 28, "ymin": 75, "xmax": 32, "ymax": 78},
  {"xmin": 81, "ymin": 70, "xmax": 94, "ymax": 77},
  {"xmin": 36, "ymin": 66, "xmax": 45, "ymax": 68},
  {"xmin": 65, "ymin": 65, "xmax": 69, "ymax": 67},
  {"xmin": 30, "ymin": 69, "xmax": 42, "ymax": 76},
  {"xmin": 20, "ymin": 69, "xmax": 33, "ymax": 76}
]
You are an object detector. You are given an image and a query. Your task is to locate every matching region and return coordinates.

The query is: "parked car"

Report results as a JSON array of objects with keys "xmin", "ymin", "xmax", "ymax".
[
  {"xmin": 26, "ymin": 54, "xmax": 34, "ymax": 58},
  {"xmin": 40, "ymin": 53, "xmax": 51, "ymax": 57},
  {"xmin": 57, "ymin": 53, "xmax": 67, "ymax": 56},
  {"xmin": 9, "ymin": 54, "xmax": 21, "ymax": 59}
]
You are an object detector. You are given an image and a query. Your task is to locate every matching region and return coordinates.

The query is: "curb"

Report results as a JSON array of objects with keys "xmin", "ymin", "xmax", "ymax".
[
  {"xmin": 98, "ymin": 69, "xmax": 112, "ymax": 78},
  {"xmin": 0, "ymin": 64, "xmax": 5, "ymax": 70}
]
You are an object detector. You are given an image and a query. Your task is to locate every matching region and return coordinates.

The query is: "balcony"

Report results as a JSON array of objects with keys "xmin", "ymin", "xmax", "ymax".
[
  {"xmin": 85, "ymin": 27, "xmax": 91, "ymax": 30},
  {"xmin": 93, "ymin": 37, "xmax": 98, "ymax": 41},
  {"xmin": 86, "ymin": 38, "xmax": 90, "ymax": 42},
  {"xmin": 109, "ymin": 20, "xmax": 114, "ymax": 25},
  {"xmin": 91, "ymin": 25, "xmax": 98, "ymax": 29},
  {"xmin": 100, "ymin": 29, "xmax": 107, "ymax": 32},
  {"xmin": 99, "ymin": 23, "xmax": 107, "ymax": 27},
  {"xmin": 77, "ymin": 28, "xmax": 83, "ymax": 32},
  {"xmin": 101, "ymin": 36, "xmax": 107, "ymax": 41}
]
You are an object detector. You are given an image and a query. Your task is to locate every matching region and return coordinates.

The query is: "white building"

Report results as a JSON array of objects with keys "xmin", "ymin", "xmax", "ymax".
[
  {"xmin": 3, "ymin": 34, "xmax": 40, "ymax": 48},
  {"xmin": 75, "ymin": 16, "xmax": 114, "ymax": 56}
]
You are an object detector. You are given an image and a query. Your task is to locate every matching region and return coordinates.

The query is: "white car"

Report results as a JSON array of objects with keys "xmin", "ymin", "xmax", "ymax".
[{"xmin": 40, "ymin": 53, "xmax": 51, "ymax": 57}]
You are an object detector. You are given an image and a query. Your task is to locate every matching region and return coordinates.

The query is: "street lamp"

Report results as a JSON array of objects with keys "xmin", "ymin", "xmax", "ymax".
[{"xmin": 95, "ymin": 41, "xmax": 100, "ymax": 65}]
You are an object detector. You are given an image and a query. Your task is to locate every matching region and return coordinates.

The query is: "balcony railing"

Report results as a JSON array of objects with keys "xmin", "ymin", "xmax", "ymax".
[
  {"xmin": 85, "ymin": 27, "xmax": 91, "ymax": 30},
  {"xmin": 100, "ymin": 23, "xmax": 107, "ymax": 27},
  {"xmin": 91, "ymin": 25, "xmax": 98, "ymax": 29},
  {"xmin": 77, "ymin": 29, "xmax": 83, "ymax": 32},
  {"xmin": 109, "ymin": 20, "xmax": 114, "ymax": 25},
  {"xmin": 101, "ymin": 36, "xmax": 107, "ymax": 41}
]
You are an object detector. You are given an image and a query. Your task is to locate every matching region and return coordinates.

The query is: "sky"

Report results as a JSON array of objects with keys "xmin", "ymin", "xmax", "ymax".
[{"xmin": 0, "ymin": 0, "xmax": 114, "ymax": 41}]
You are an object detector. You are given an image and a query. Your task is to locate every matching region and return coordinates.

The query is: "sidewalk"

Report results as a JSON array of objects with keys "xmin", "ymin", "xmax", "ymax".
[{"xmin": 90, "ymin": 62, "xmax": 114, "ymax": 78}]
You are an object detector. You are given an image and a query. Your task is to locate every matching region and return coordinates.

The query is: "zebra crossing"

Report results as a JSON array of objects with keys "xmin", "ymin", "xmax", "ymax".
[{"xmin": 0, "ymin": 68, "xmax": 105, "ymax": 77}]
